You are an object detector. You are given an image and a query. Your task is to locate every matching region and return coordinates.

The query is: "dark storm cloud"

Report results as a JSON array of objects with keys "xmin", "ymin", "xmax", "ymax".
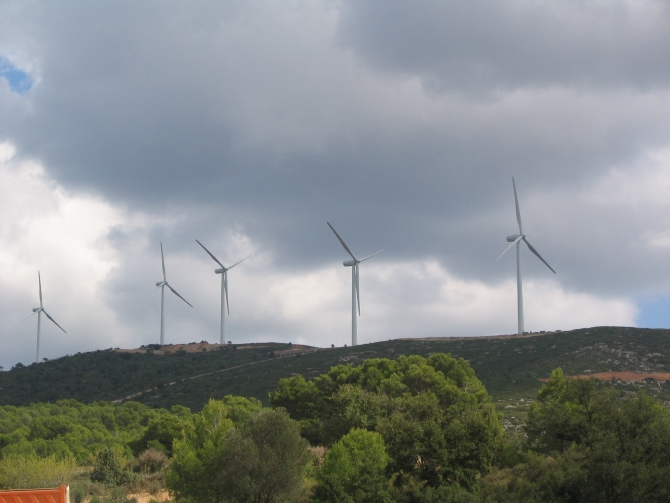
[{"xmin": 337, "ymin": 1, "xmax": 670, "ymax": 92}]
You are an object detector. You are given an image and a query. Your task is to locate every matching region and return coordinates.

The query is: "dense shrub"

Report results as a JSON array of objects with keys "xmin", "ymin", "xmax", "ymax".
[
  {"xmin": 167, "ymin": 401, "xmax": 310, "ymax": 503},
  {"xmin": 0, "ymin": 453, "xmax": 76, "ymax": 489},
  {"xmin": 90, "ymin": 448, "xmax": 133, "ymax": 486},
  {"xmin": 128, "ymin": 412, "xmax": 193, "ymax": 456},
  {"xmin": 0, "ymin": 400, "xmax": 158, "ymax": 463},
  {"xmin": 133, "ymin": 448, "xmax": 168, "ymax": 474},
  {"xmin": 271, "ymin": 353, "xmax": 503, "ymax": 492},
  {"xmin": 314, "ymin": 429, "xmax": 392, "ymax": 503},
  {"xmin": 523, "ymin": 368, "xmax": 670, "ymax": 502}
]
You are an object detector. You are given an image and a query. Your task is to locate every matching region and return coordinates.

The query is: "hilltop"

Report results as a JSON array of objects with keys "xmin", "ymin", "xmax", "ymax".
[{"xmin": 2, "ymin": 327, "xmax": 670, "ymax": 427}]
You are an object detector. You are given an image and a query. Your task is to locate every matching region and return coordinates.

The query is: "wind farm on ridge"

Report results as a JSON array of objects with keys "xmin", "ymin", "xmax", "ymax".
[{"xmin": 24, "ymin": 178, "xmax": 559, "ymax": 364}]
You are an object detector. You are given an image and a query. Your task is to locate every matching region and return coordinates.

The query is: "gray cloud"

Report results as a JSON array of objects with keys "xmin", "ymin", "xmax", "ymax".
[{"xmin": 337, "ymin": 1, "xmax": 670, "ymax": 92}]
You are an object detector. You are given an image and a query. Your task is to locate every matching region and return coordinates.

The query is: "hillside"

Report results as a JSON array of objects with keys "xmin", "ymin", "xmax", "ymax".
[{"xmin": 2, "ymin": 327, "xmax": 670, "ymax": 428}]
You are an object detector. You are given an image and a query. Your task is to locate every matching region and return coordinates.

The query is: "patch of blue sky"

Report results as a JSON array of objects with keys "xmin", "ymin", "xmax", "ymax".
[
  {"xmin": 0, "ymin": 57, "xmax": 33, "ymax": 94},
  {"xmin": 636, "ymin": 295, "xmax": 670, "ymax": 329}
]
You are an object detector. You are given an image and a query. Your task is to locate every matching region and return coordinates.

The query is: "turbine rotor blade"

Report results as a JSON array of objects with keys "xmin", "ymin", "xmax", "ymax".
[
  {"xmin": 196, "ymin": 240, "xmax": 224, "ymax": 268},
  {"xmin": 360, "ymin": 250, "xmax": 382, "ymax": 262},
  {"xmin": 523, "ymin": 237, "xmax": 556, "ymax": 273},
  {"xmin": 327, "ymin": 222, "xmax": 358, "ymax": 261},
  {"xmin": 21, "ymin": 311, "xmax": 39, "ymax": 322},
  {"xmin": 355, "ymin": 264, "xmax": 361, "ymax": 315},
  {"xmin": 224, "ymin": 272, "xmax": 230, "ymax": 315},
  {"xmin": 497, "ymin": 235, "xmax": 523, "ymax": 261},
  {"xmin": 38, "ymin": 271, "xmax": 43, "ymax": 308},
  {"xmin": 160, "ymin": 242, "xmax": 166, "ymax": 282},
  {"xmin": 145, "ymin": 285, "xmax": 163, "ymax": 297},
  {"xmin": 166, "ymin": 282, "xmax": 193, "ymax": 307},
  {"xmin": 228, "ymin": 255, "xmax": 251, "ymax": 270},
  {"xmin": 513, "ymin": 177, "xmax": 523, "ymax": 234},
  {"xmin": 42, "ymin": 310, "xmax": 66, "ymax": 333}
]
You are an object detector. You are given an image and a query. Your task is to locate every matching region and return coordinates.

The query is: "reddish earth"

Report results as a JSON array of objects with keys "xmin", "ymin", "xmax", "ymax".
[
  {"xmin": 115, "ymin": 342, "xmax": 315, "ymax": 355},
  {"xmin": 539, "ymin": 371, "xmax": 670, "ymax": 383}
]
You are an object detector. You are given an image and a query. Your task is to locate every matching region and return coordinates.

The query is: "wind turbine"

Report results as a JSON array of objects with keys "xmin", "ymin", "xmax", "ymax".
[
  {"xmin": 156, "ymin": 242, "xmax": 193, "ymax": 345},
  {"xmin": 196, "ymin": 239, "xmax": 250, "ymax": 344},
  {"xmin": 498, "ymin": 178, "xmax": 555, "ymax": 336},
  {"xmin": 327, "ymin": 222, "xmax": 382, "ymax": 346},
  {"xmin": 32, "ymin": 271, "xmax": 66, "ymax": 363}
]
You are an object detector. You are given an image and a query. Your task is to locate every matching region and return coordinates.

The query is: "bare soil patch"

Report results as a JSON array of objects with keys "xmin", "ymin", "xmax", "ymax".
[
  {"xmin": 115, "ymin": 342, "xmax": 275, "ymax": 355},
  {"xmin": 127, "ymin": 491, "xmax": 170, "ymax": 503},
  {"xmin": 403, "ymin": 330, "xmax": 563, "ymax": 342}
]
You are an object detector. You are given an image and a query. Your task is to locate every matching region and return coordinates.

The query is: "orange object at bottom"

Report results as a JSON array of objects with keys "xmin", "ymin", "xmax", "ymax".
[{"xmin": 0, "ymin": 485, "xmax": 69, "ymax": 503}]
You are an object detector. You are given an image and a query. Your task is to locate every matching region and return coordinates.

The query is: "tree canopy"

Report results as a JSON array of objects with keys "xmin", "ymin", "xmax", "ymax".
[
  {"xmin": 166, "ymin": 399, "xmax": 310, "ymax": 503},
  {"xmin": 270, "ymin": 353, "xmax": 504, "ymax": 494}
]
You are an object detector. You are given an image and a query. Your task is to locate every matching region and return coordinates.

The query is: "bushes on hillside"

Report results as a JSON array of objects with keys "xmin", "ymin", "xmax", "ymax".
[
  {"xmin": 0, "ymin": 400, "xmax": 158, "ymax": 463},
  {"xmin": 90, "ymin": 448, "xmax": 135, "ymax": 486},
  {"xmin": 0, "ymin": 453, "xmax": 76, "ymax": 489},
  {"xmin": 166, "ymin": 401, "xmax": 310, "ymax": 503},
  {"xmin": 4, "ymin": 353, "xmax": 670, "ymax": 502},
  {"xmin": 522, "ymin": 368, "xmax": 670, "ymax": 502},
  {"xmin": 271, "ymin": 353, "xmax": 503, "ymax": 495},
  {"xmin": 313, "ymin": 429, "xmax": 392, "ymax": 503},
  {"xmin": 128, "ymin": 412, "xmax": 193, "ymax": 456}
]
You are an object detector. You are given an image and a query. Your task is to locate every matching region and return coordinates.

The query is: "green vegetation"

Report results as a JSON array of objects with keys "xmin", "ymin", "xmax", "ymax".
[
  {"xmin": 314, "ymin": 429, "xmax": 392, "ymax": 503},
  {"xmin": 0, "ymin": 343, "xmax": 292, "ymax": 409},
  {"xmin": 270, "ymin": 353, "xmax": 503, "ymax": 497},
  {"xmin": 167, "ymin": 402, "xmax": 311, "ymax": 503},
  {"xmin": 0, "ymin": 399, "xmax": 161, "ymax": 463},
  {"xmin": 0, "ymin": 453, "xmax": 76, "ymax": 489},
  {"xmin": 3, "ymin": 341, "xmax": 670, "ymax": 501},
  {"xmin": 465, "ymin": 369, "xmax": 670, "ymax": 502},
  {"xmin": 4, "ymin": 328, "xmax": 670, "ymax": 425}
]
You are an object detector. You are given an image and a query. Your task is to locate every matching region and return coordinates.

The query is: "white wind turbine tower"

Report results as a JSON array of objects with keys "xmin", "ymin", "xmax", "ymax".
[
  {"xmin": 32, "ymin": 271, "xmax": 66, "ymax": 363},
  {"xmin": 196, "ymin": 240, "xmax": 250, "ymax": 344},
  {"xmin": 327, "ymin": 222, "xmax": 382, "ymax": 347},
  {"xmin": 498, "ymin": 178, "xmax": 556, "ymax": 336},
  {"xmin": 156, "ymin": 243, "xmax": 193, "ymax": 345}
]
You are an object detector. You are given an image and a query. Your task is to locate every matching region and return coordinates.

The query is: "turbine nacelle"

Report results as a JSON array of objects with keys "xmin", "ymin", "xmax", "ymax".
[
  {"xmin": 507, "ymin": 234, "xmax": 522, "ymax": 242},
  {"xmin": 343, "ymin": 260, "xmax": 357, "ymax": 267},
  {"xmin": 32, "ymin": 307, "xmax": 41, "ymax": 312},
  {"xmin": 215, "ymin": 268, "xmax": 224, "ymax": 274},
  {"xmin": 156, "ymin": 281, "xmax": 166, "ymax": 287}
]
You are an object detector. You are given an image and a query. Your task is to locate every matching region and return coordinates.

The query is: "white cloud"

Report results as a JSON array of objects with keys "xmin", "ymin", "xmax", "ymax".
[
  {"xmin": 0, "ymin": 142, "xmax": 144, "ymax": 367},
  {"xmin": 587, "ymin": 148, "xmax": 670, "ymax": 208},
  {"xmin": 358, "ymin": 260, "xmax": 637, "ymax": 341},
  {"xmin": 190, "ymin": 258, "xmax": 638, "ymax": 348}
]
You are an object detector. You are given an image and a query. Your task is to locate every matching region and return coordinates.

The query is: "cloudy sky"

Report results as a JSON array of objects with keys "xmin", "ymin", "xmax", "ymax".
[{"xmin": 2, "ymin": 0, "xmax": 670, "ymax": 369}]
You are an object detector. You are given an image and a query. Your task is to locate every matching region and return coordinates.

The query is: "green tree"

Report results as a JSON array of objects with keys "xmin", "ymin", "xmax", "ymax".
[
  {"xmin": 128, "ymin": 412, "xmax": 193, "ymax": 456},
  {"xmin": 314, "ymin": 429, "xmax": 392, "ymax": 503},
  {"xmin": 90, "ymin": 448, "xmax": 132, "ymax": 485},
  {"xmin": 0, "ymin": 399, "xmax": 160, "ymax": 464},
  {"xmin": 525, "ymin": 368, "xmax": 670, "ymax": 502},
  {"xmin": 167, "ymin": 402, "xmax": 310, "ymax": 503},
  {"xmin": 270, "ymin": 353, "xmax": 503, "ymax": 493}
]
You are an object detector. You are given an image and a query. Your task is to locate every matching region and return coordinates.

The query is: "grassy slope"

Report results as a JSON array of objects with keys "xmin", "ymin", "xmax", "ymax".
[{"xmin": 3, "ymin": 327, "xmax": 670, "ymax": 427}]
